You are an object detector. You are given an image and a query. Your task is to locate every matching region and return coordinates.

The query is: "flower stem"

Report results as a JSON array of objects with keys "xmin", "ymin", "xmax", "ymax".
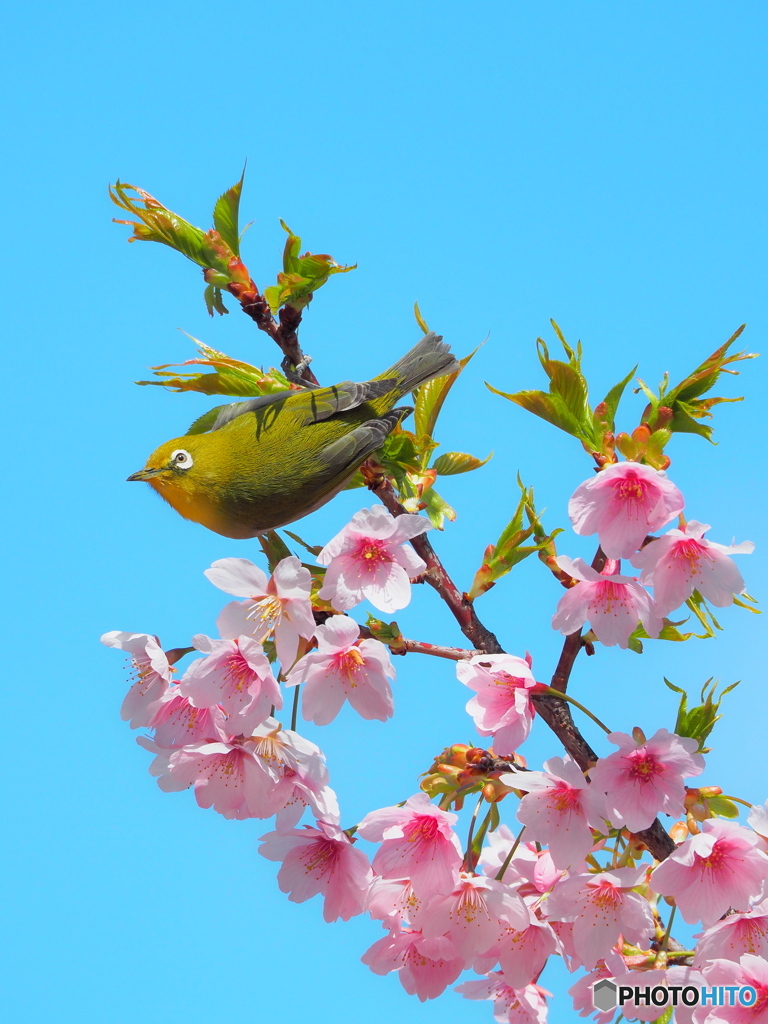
[
  {"xmin": 463, "ymin": 793, "xmax": 485, "ymax": 871},
  {"xmin": 658, "ymin": 904, "xmax": 677, "ymax": 963},
  {"xmin": 537, "ymin": 686, "xmax": 612, "ymax": 734},
  {"xmin": 495, "ymin": 825, "xmax": 526, "ymax": 881},
  {"xmin": 290, "ymin": 685, "xmax": 300, "ymax": 732}
]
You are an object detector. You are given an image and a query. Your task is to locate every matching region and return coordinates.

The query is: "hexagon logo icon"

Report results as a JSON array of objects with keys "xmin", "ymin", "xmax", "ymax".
[{"xmin": 593, "ymin": 979, "xmax": 618, "ymax": 1012}]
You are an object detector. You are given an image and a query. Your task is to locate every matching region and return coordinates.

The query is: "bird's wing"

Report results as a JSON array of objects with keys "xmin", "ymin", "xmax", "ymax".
[
  {"xmin": 210, "ymin": 391, "xmax": 293, "ymax": 431},
  {"xmin": 318, "ymin": 406, "xmax": 412, "ymax": 473},
  {"xmin": 209, "ymin": 378, "xmax": 397, "ymax": 433},
  {"xmin": 301, "ymin": 379, "xmax": 397, "ymax": 423}
]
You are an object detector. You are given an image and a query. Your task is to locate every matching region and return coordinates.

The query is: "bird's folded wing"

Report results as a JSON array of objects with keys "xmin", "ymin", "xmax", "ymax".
[
  {"xmin": 302, "ymin": 379, "xmax": 397, "ymax": 423},
  {"xmin": 318, "ymin": 406, "xmax": 412, "ymax": 473}
]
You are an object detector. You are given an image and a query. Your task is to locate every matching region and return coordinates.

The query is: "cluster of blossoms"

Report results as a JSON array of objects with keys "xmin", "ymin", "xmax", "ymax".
[
  {"xmin": 102, "ymin": 505, "xmax": 428, "ymax": 821},
  {"xmin": 551, "ymin": 461, "xmax": 753, "ymax": 649},
  {"xmin": 104, "ymin": 461, "xmax": 762, "ymax": 1023}
]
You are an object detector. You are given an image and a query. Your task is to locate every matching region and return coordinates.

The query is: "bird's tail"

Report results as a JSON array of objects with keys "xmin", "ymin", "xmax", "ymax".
[{"xmin": 382, "ymin": 332, "xmax": 461, "ymax": 395}]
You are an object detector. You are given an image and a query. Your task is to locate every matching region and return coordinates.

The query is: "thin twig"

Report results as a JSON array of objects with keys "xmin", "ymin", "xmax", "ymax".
[{"xmin": 357, "ymin": 625, "xmax": 480, "ymax": 661}]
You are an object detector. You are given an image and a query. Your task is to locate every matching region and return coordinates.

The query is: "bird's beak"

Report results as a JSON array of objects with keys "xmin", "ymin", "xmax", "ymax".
[{"xmin": 127, "ymin": 467, "xmax": 166, "ymax": 482}]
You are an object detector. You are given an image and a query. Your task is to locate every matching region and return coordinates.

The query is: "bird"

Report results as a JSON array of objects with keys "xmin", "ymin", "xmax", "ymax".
[{"xmin": 127, "ymin": 332, "xmax": 459, "ymax": 539}]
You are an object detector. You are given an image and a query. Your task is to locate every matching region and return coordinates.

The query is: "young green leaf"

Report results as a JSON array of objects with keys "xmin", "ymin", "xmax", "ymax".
[
  {"xmin": 212, "ymin": 168, "xmax": 245, "ymax": 257},
  {"xmin": 432, "ymin": 451, "xmax": 492, "ymax": 475}
]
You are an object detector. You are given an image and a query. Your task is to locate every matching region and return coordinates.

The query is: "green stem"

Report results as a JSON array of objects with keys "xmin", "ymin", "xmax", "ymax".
[
  {"xmin": 463, "ymin": 793, "xmax": 485, "ymax": 870},
  {"xmin": 495, "ymin": 825, "xmax": 526, "ymax": 881},
  {"xmin": 472, "ymin": 806, "xmax": 496, "ymax": 857},
  {"xmin": 290, "ymin": 685, "xmax": 300, "ymax": 732},
  {"xmin": 537, "ymin": 686, "xmax": 612, "ymax": 735},
  {"xmin": 658, "ymin": 904, "xmax": 676, "ymax": 960}
]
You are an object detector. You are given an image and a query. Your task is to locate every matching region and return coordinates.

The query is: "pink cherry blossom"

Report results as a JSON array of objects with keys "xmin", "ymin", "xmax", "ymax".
[
  {"xmin": 316, "ymin": 505, "xmax": 431, "ymax": 613},
  {"xmin": 357, "ymin": 792, "xmax": 463, "ymax": 896},
  {"xmin": 457, "ymin": 654, "xmax": 539, "ymax": 755},
  {"xmin": 545, "ymin": 866, "xmax": 654, "ymax": 968},
  {"xmin": 101, "ymin": 630, "xmax": 174, "ymax": 728},
  {"xmin": 478, "ymin": 826, "xmax": 537, "ymax": 883},
  {"xmin": 701, "ymin": 954, "xmax": 768, "ymax": 1023},
  {"xmin": 284, "ymin": 615, "xmax": 395, "ymax": 725},
  {"xmin": 258, "ymin": 820, "xmax": 373, "ymax": 922},
  {"xmin": 552, "ymin": 556, "xmax": 663, "ymax": 649},
  {"xmin": 149, "ymin": 737, "xmax": 280, "ymax": 819},
  {"xmin": 694, "ymin": 898, "xmax": 768, "ymax": 966},
  {"xmin": 568, "ymin": 460, "xmax": 685, "ymax": 559},
  {"xmin": 248, "ymin": 720, "xmax": 340, "ymax": 829},
  {"xmin": 147, "ymin": 689, "xmax": 229, "ymax": 748},
  {"xmin": 147, "ymin": 717, "xmax": 339, "ymax": 825},
  {"xmin": 651, "ymin": 819, "xmax": 768, "ymax": 927},
  {"xmin": 362, "ymin": 929, "xmax": 465, "ymax": 1001},
  {"xmin": 510, "ymin": 755, "xmax": 607, "ymax": 869},
  {"xmin": 455, "ymin": 974, "xmax": 549, "ymax": 1024},
  {"xmin": 205, "ymin": 555, "xmax": 315, "ymax": 669},
  {"xmin": 478, "ymin": 832, "xmax": 563, "ymax": 898},
  {"xmin": 179, "ymin": 634, "xmax": 282, "ymax": 735},
  {"xmin": 366, "ymin": 877, "xmax": 423, "ymax": 928},
  {"xmin": 419, "ymin": 873, "xmax": 529, "ymax": 961},
  {"xmin": 631, "ymin": 520, "xmax": 754, "ymax": 616},
  {"xmin": 477, "ymin": 917, "xmax": 558, "ymax": 990},
  {"xmin": 589, "ymin": 728, "xmax": 705, "ymax": 833}
]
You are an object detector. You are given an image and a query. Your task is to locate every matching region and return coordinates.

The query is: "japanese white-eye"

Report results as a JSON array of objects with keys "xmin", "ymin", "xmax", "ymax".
[{"xmin": 128, "ymin": 332, "xmax": 458, "ymax": 538}]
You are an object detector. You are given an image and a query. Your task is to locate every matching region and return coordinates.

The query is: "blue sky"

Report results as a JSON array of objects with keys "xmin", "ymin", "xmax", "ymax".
[{"xmin": 4, "ymin": 3, "xmax": 767, "ymax": 1022}]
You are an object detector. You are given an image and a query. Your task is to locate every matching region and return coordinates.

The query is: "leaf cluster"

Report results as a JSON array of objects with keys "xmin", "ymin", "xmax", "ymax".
[
  {"xmin": 486, "ymin": 320, "xmax": 635, "ymax": 463},
  {"xmin": 487, "ymin": 320, "xmax": 756, "ymax": 465},
  {"xmin": 664, "ymin": 677, "xmax": 740, "ymax": 753},
  {"xmin": 636, "ymin": 324, "xmax": 756, "ymax": 443},
  {"xmin": 264, "ymin": 221, "xmax": 356, "ymax": 313},
  {"xmin": 468, "ymin": 478, "xmax": 559, "ymax": 600},
  {"xmin": 111, "ymin": 172, "xmax": 355, "ymax": 318}
]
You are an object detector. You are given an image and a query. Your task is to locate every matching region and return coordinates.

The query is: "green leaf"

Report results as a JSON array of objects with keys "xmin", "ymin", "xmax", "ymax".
[
  {"xmin": 486, "ymin": 326, "xmax": 605, "ymax": 450},
  {"xmin": 414, "ymin": 302, "xmax": 430, "ymax": 334},
  {"xmin": 256, "ymin": 531, "xmax": 292, "ymax": 571},
  {"xmin": 706, "ymin": 796, "xmax": 740, "ymax": 819},
  {"xmin": 642, "ymin": 325, "xmax": 758, "ymax": 442},
  {"xmin": 365, "ymin": 615, "xmax": 404, "ymax": 648},
  {"xmin": 664, "ymin": 676, "xmax": 739, "ymax": 751},
  {"xmin": 593, "ymin": 364, "xmax": 637, "ymax": 444},
  {"xmin": 283, "ymin": 530, "xmax": 324, "ymax": 556},
  {"xmin": 212, "ymin": 168, "xmax": 245, "ymax": 257},
  {"xmin": 186, "ymin": 405, "xmax": 228, "ymax": 435},
  {"xmin": 685, "ymin": 590, "xmax": 722, "ymax": 638},
  {"xmin": 432, "ymin": 451, "xmax": 492, "ymax": 475},
  {"xmin": 136, "ymin": 335, "xmax": 294, "ymax": 398},
  {"xmin": 486, "ymin": 385, "xmax": 585, "ymax": 437},
  {"xmin": 467, "ymin": 479, "xmax": 553, "ymax": 598},
  {"xmin": 414, "ymin": 347, "xmax": 478, "ymax": 439},
  {"xmin": 421, "ymin": 487, "xmax": 456, "ymax": 530}
]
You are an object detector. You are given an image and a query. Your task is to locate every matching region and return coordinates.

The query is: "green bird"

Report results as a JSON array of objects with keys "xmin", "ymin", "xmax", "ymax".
[{"xmin": 127, "ymin": 332, "xmax": 459, "ymax": 538}]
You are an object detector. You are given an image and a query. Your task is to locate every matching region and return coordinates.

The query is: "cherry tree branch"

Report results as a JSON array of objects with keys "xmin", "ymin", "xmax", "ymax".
[
  {"xmin": 371, "ymin": 475, "xmax": 676, "ymax": 861},
  {"xmin": 371, "ymin": 477, "xmax": 505, "ymax": 655},
  {"xmin": 228, "ymin": 280, "xmax": 319, "ymax": 385}
]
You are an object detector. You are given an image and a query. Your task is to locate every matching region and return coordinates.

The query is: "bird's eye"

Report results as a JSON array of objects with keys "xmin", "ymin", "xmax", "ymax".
[{"xmin": 171, "ymin": 449, "xmax": 194, "ymax": 470}]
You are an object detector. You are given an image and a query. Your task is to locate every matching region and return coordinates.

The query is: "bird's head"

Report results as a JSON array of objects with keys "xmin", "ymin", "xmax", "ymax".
[{"xmin": 127, "ymin": 434, "xmax": 229, "ymax": 525}]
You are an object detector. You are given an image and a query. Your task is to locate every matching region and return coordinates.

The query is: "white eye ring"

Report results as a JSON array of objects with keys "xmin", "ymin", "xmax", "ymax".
[{"xmin": 170, "ymin": 449, "xmax": 194, "ymax": 470}]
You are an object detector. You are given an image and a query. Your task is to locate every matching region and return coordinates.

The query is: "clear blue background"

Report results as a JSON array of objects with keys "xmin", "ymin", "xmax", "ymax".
[{"xmin": 3, "ymin": 3, "xmax": 766, "ymax": 1021}]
